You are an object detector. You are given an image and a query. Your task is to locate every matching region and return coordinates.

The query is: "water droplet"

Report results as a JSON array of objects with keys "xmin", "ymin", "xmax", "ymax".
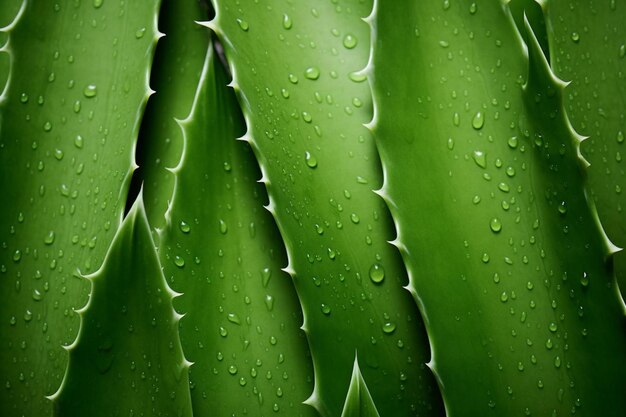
[
  {"xmin": 93, "ymin": 0, "xmax": 103, "ymax": 8},
  {"xmin": 174, "ymin": 255, "xmax": 185, "ymax": 268},
  {"xmin": 369, "ymin": 263, "xmax": 385, "ymax": 283},
  {"xmin": 508, "ymin": 136, "xmax": 518, "ymax": 148},
  {"xmin": 320, "ymin": 304, "xmax": 331, "ymax": 315},
  {"xmin": 83, "ymin": 84, "xmax": 97, "ymax": 98},
  {"xmin": 305, "ymin": 67, "xmax": 320, "ymax": 80},
  {"xmin": 472, "ymin": 111, "xmax": 484, "ymax": 130},
  {"xmin": 261, "ymin": 267, "xmax": 271, "ymax": 287},
  {"xmin": 236, "ymin": 17, "xmax": 249, "ymax": 31},
  {"xmin": 282, "ymin": 14, "xmax": 292, "ymax": 30},
  {"xmin": 382, "ymin": 322, "xmax": 396, "ymax": 334},
  {"xmin": 343, "ymin": 34, "xmax": 357, "ymax": 49},
  {"xmin": 472, "ymin": 150, "xmax": 486, "ymax": 168},
  {"xmin": 548, "ymin": 322, "xmax": 558, "ymax": 332},
  {"xmin": 227, "ymin": 313, "xmax": 241, "ymax": 324},
  {"xmin": 44, "ymin": 231, "xmax": 55, "ymax": 245},
  {"xmin": 228, "ymin": 365, "xmax": 238, "ymax": 375},
  {"xmin": 490, "ymin": 218, "xmax": 502, "ymax": 233},
  {"xmin": 219, "ymin": 219, "xmax": 228, "ymax": 234},
  {"xmin": 179, "ymin": 220, "xmax": 190, "ymax": 233},
  {"xmin": 571, "ymin": 32, "xmax": 580, "ymax": 43},
  {"xmin": 304, "ymin": 151, "xmax": 317, "ymax": 168},
  {"xmin": 580, "ymin": 272, "xmax": 589, "ymax": 287},
  {"xmin": 469, "ymin": 2, "xmax": 477, "ymax": 14}
]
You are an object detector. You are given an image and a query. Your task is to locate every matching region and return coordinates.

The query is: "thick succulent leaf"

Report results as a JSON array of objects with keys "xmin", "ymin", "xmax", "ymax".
[
  {"xmin": 52, "ymin": 197, "xmax": 192, "ymax": 417},
  {"xmin": 370, "ymin": 2, "xmax": 626, "ymax": 416},
  {"xmin": 340, "ymin": 356, "xmax": 380, "ymax": 417},
  {"xmin": 210, "ymin": 1, "xmax": 443, "ymax": 416},
  {"xmin": 509, "ymin": 0, "xmax": 549, "ymax": 56},
  {"xmin": 542, "ymin": 0, "xmax": 626, "ymax": 292},
  {"xmin": 139, "ymin": 0, "xmax": 210, "ymax": 230},
  {"xmin": 0, "ymin": 0, "xmax": 22, "ymax": 29},
  {"xmin": 0, "ymin": 1, "xmax": 160, "ymax": 415},
  {"xmin": 156, "ymin": 40, "xmax": 316, "ymax": 416}
]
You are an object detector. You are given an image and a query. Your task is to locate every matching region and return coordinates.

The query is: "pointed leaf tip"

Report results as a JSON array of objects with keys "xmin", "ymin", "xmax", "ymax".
[{"xmin": 340, "ymin": 356, "xmax": 381, "ymax": 417}]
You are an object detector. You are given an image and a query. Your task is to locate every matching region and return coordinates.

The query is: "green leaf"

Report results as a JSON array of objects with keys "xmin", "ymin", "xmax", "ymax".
[
  {"xmin": 210, "ymin": 1, "xmax": 442, "ymax": 416},
  {"xmin": 370, "ymin": 2, "xmax": 626, "ymax": 416},
  {"xmin": 139, "ymin": 0, "xmax": 210, "ymax": 231},
  {"xmin": 154, "ymin": 39, "xmax": 317, "ymax": 416},
  {"xmin": 509, "ymin": 0, "xmax": 549, "ymax": 56},
  {"xmin": 541, "ymin": 0, "xmax": 626, "ymax": 293},
  {"xmin": 51, "ymin": 197, "xmax": 192, "ymax": 417},
  {"xmin": 0, "ymin": 1, "xmax": 160, "ymax": 415},
  {"xmin": 340, "ymin": 355, "xmax": 380, "ymax": 417}
]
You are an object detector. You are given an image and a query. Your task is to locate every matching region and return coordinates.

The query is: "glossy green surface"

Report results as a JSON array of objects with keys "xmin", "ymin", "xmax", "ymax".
[
  {"xmin": 210, "ymin": 1, "xmax": 442, "ymax": 415},
  {"xmin": 140, "ymin": 0, "xmax": 210, "ymax": 230},
  {"xmin": 155, "ymin": 39, "xmax": 317, "ymax": 416},
  {"xmin": 370, "ymin": 1, "xmax": 626, "ymax": 415},
  {"xmin": 0, "ymin": 1, "xmax": 160, "ymax": 415},
  {"xmin": 340, "ymin": 357, "xmax": 380, "ymax": 417},
  {"xmin": 543, "ymin": 0, "xmax": 626, "ymax": 293},
  {"xmin": 52, "ymin": 198, "xmax": 192, "ymax": 417}
]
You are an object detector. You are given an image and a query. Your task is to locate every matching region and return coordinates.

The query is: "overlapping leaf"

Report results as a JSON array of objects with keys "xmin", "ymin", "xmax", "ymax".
[
  {"xmin": 370, "ymin": 1, "xmax": 626, "ymax": 415},
  {"xmin": 52, "ymin": 198, "xmax": 192, "ymax": 417},
  {"xmin": 153, "ymin": 37, "xmax": 317, "ymax": 416},
  {"xmin": 0, "ymin": 1, "xmax": 160, "ymax": 415},
  {"xmin": 210, "ymin": 1, "xmax": 443, "ymax": 415}
]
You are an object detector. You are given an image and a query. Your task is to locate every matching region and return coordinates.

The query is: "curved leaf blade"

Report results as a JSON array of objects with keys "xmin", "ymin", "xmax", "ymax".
[
  {"xmin": 542, "ymin": 0, "xmax": 626, "ymax": 293},
  {"xmin": 0, "ymin": 1, "xmax": 160, "ymax": 414},
  {"xmin": 154, "ymin": 40, "xmax": 317, "ymax": 416},
  {"xmin": 52, "ymin": 198, "xmax": 192, "ymax": 417},
  {"xmin": 210, "ymin": 1, "xmax": 443, "ymax": 415},
  {"xmin": 139, "ymin": 0, "xmax": 210, "ymax": 230},
  {"xmin": 370, "ymin": 2, "xmax": 626, "ymax": 416}
]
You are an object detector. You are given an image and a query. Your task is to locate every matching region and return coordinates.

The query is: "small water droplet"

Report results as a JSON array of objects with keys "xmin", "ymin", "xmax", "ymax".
[
  {"xmin": 179, "ymin": 220, "xmax": 190, "ymax": 233},
  {"xmin": 174, "ymin": 255, "xmax": 185, "ymax": 268},
  {"xmin": 343, "ymin": 34, "xmax": 357, "ymax": 49},
  {"xmin": 305, "ymin": 67, "xmax": 320, "ymax": 80},
  {"xmin": 282, "ymin": 14, "xmax": 292, "ymax": 30},
  {"xmin": 369, "ymin": 263, "xmax": 385, "ymax": 283},
  {"xmin": 472, "ymin": 150, "xmax": 486, "ymax": 168},
  {"xmin": 382, "ymin": 322, "xmax": 396, "ymax": 334},
  {"xmin": 227, "ymin": 313, "xmax": 241, "ymax": 324},
  {"xmin": 44, "ymin": 231, "xmax": 55, "ymax": 245},
  {"xmin": 320, "ymin": 304, "xmax": 331, "ymax": 315},
  {"xmin": 472, "ymin": 111, "xmax": 484, "ymax": 129},
  {"xmin": 83, "ymin": 84, "xmax": 97, "ymax": 98},
  {"xmin": 236, "ymin": 18, "xmax": 249, "ymax": 31},
  {"xmin": 304, "ymin": 151, "xmax": 318, "ymax": 168},
  {"xmin": 490, "ymin": 218, "xmax": 502, "ymax": 233}
]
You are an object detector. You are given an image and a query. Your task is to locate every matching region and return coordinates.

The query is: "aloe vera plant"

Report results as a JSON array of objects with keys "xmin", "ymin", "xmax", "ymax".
[
  {"xmin": 540, "ymin": 0, "xmax": 626, "ymax": 292},
  {"xmin": 152, "ymin": 35, "xmax": 316, "ymax": 415},
  {"xmin": 52, "ymin": 198, "xmax": 192, "ymax": 416},
  {"xmin": 2, "ymin": 0, "xmax": 626, "ymax": 416},
  {"xmin": 370, "ymin": 1, "xmax": 626, "ymax": 415},
  {"xmin": 210, "ymin": 1, "xmax": 442, "ymax": 416},
  {"xmin": 0, "ymin": 1, "xmax": 159, "ymax": 415}
]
